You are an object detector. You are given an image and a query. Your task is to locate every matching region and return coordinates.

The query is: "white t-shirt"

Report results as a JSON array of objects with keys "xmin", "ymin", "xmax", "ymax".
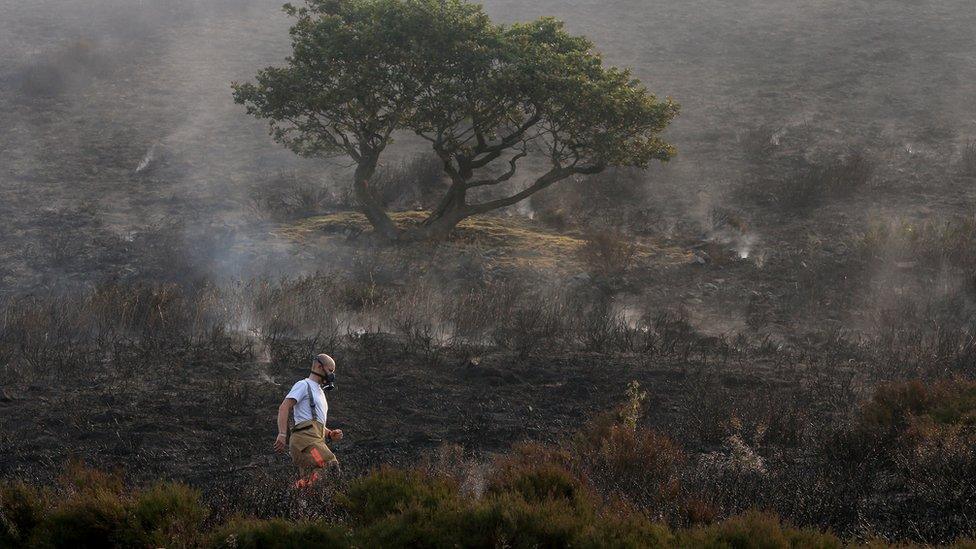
[{"xmin": 286, "ymin": 379, "xmax": 328, "ymax": 425}]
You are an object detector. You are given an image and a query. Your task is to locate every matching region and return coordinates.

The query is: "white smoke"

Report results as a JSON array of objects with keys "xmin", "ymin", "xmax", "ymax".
[{"xmin": 134, "ymin": 142, "xmax": 157, "ymax": 173}]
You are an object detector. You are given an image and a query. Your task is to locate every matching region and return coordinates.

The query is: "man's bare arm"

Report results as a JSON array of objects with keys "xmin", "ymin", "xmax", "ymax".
[{"xmin": 274, "ymin": 398, "xmax": 296, "ymax": 452}]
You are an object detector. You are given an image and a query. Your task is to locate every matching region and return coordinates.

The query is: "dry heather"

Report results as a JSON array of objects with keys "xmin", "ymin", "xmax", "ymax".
[{"xmin": 275, "ymin": 211, "xmax": 691, "ymax": 273}]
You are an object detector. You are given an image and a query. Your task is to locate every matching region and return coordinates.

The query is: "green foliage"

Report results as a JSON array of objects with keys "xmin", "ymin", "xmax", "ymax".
[
  {"xmin": 35, "ymin": 489, "xmax": 128, "ymax": 548},
  {"xmin": 59, "ymin": 460, "xmax": 126, "ymax": 497},
  {"xmin": 677, "ymin": 511, "xmax": 841, "ymax": 549},
  {"xmin": 29, "ymin": 463, "xmax": 126, "ymax": 548},
  {"xmin": 7, "ymin": 464, "xmax": 207, "ymax": 548},
  {"xmin": 118, "ymin": 482, "xmax": 207, "ymax": 549},
  {"xmin": 349, "ymin": 471, "xmax": 672, "ymax": 548},
  {"xmin": 336, "ymin": 466, "xmax": 458, "ymax": 523},
  {"xmin": 234, "ymin": 0, "xmax": 677, "ymax": 237},
  {"xmin": 209, "ymin": 517, "xmax": 350, "ymax": 549},
  {"xmin": 0, "ymin": 481, "xmax": 51, "ymax": 547},
  {"xmin": 3, "ymin": 458, "xmax": 964, "ymax": 548},
  {"xmin": 233, "ymin": 0, "xmax": 428, "ymax": 160},
  {"xmin": 488, "ymin": 462, "xmax": 586, "ymax": 506}
]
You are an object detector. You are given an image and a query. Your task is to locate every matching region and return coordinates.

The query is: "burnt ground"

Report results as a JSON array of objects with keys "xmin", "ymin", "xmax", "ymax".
[{"xmin": 0, "ymin": 336, "xmax": 847, "ymax": 508}]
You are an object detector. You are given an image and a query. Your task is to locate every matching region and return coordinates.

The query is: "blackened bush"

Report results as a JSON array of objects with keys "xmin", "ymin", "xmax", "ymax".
[
  {"xmin": 962, "ymin": 140, "xmax": 976, "ymax": 177},
  {"xmin": 642, "ymin": 310, "xmax": 703, "ymax": 360},
  {"xmin": 529, "ymin": 168, "xmax": 646, "ymax": 231},
  {"xmin": 578, "ymin": 228, "xmax": 638, "ymax": 277},
  {"xmin": 740, "ymin": 148, "xmax": 874, "ymax": 214},
  {"xmin": 15, "ymin": 39, "xmax": 107, "ymax": 98},
  {"xmin": 818, "ymin": 148, "xmax": 875, "ymax": 196},
  {"xmin": 740, "ymin": 126, "xmax": 781, "ymax": 165},
  {"xmin": 489, "ymin": 291, "xmax": 572, "ymax": 358},
  {"xmin": 18, "ymin": 62, "xmax": 67, "ymax": 97},
  {"xmin": 249, "ymin": 172, "xmax": 338, "ymax": 222},
  {"xmin": 572, "ymin": 296, "xmax": 631, "ymax": 352},
  {"xmin": 861, "ymin": 217, "xmax": 976, "ymax": 278},
  {"xmin": 371, "ymin": 154, "xmax": 445, "ymax": 210},
  {"xmin": 772, "ymin": 380, "xmax": 976, "ymax": 542}
]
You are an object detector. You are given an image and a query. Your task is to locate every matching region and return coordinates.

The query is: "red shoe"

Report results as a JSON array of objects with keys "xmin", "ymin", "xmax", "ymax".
[{"xmin": 291, "ymin": 471, "xmax": 320, "ymax": 489}]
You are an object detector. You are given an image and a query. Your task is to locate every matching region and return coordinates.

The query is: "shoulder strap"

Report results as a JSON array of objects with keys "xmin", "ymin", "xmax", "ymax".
[{"xmin": 304, "ymin": 380, "xmax": 318, "ymax": 422}]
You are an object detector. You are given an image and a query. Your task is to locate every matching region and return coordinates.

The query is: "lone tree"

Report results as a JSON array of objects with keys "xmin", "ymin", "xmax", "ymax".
[{"xmin": 234, "ymin": 0, "xmax": 678, "ymax": 241}]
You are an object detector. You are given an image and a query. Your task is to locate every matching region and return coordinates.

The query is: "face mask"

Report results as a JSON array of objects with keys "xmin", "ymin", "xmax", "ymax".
[{"xmin": 312, "ymin": 370, "xmax": 337, "ymax": 392}]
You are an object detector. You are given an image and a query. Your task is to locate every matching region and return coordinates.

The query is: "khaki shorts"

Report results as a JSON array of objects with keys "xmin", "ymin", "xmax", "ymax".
[{"xmin": 289, "ymin": 420, "xmax": 338, "ymax": 471}]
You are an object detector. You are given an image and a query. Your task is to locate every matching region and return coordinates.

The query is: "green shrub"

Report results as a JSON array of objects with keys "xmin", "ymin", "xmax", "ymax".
[
  {"xmin": 356, "ymin": 491, "xmax": 672, "ymax": 549},
  {"xmin": 583, "ymin": 512, "xmax": 674, "ymax": 549},
  {"xmin": 0, "ymin": 481, "xmax": 50, "ymax": 547},
  {"xmin": 15, "ymin": 463, "xmax": 208, "ymax": 549},
  {"xmin": 352, "ymin": 501, "xmax": 474, "ymax": 548},
  {"xmin": 209, "ymin": 517, "xmax": 350, "ymax": 549},
  {"xmin": 35, "ymin": 489, "xmax": 128, "ymax": 548},
  {"xmin": 118, "ymin": 482, "xmax": 207, "ymax": 548},
  {"xmin": 677, "ymin": 511, "xmax": 841, "ymax": 549},
  {"xmin": 341, "ymin": 460, "xmax": 672, "ymax": 548},
  {"xmin": 476, "ymin": 496, "xmax": 597, "ymax": 548},
  {"xmin": 336, "ymin": 466, "xmax": 458, "ymax": 523},
  {"xmin": 488, "ymin": 456, "xmax": 587, "ymax": 507},
  {"xmin": 28, "ymin": 462, "xmax": 127, "ymax": 548},
  {"xmin": 0, "ymin": 463, "xmax": 923, "ymax": 548},
  {"xmin": 59, "ymin": 460, "xmax": 126, "ymax": 497}
]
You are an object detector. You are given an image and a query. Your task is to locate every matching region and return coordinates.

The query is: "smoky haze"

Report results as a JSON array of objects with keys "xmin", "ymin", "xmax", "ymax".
[{"xmin": 0, "ymin": 0, "xmax": 971, "ymax": 337}]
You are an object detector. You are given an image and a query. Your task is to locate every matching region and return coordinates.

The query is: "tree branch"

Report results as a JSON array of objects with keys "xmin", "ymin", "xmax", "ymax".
[
  {"xmin": 467, "ymin": 165, "xmax": 573, "ymax": 215},
  {"xmin": 464, "ymin": 149, "xmax": 528, "ymax": 189}
]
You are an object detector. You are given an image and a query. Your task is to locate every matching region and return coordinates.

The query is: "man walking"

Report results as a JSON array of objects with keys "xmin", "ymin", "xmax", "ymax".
[{"xmin": 274, "ymin": 353, "xmax": 344, "ymax": 488}]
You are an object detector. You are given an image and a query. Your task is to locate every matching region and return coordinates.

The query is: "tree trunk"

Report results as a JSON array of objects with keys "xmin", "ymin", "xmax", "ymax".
[
  {"xmin": 409, "ymin": 184, "xmax": 467, "ymax": 240},
  {"xmin": 353, "ymin": 155, "xmax": 400, "ymax": 241},
  {"xmin": 407, "ymin": 202, "xmax": 468, "ymax": 241}
]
